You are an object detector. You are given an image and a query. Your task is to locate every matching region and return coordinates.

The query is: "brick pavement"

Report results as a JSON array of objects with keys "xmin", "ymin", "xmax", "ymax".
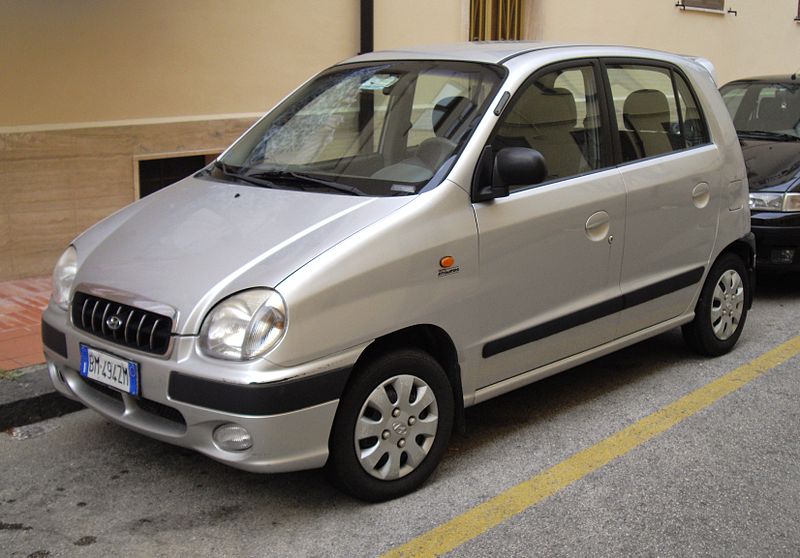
[{"xmin": 0, "ymin": 276, "xmax": 51, "ymax": 371}]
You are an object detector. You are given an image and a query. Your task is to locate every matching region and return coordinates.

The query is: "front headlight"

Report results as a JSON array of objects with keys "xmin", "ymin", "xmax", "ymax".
[
  {"xmin": 52, "ymin": 246, "xmax": 77, "ymax": 310},
  {"xmin": 749, "ymin": 192, "xmax": 800, "ymax": 212},
  {"xmin": 199, "ymin": 288, "xmax": 287, "ymax": 361}
]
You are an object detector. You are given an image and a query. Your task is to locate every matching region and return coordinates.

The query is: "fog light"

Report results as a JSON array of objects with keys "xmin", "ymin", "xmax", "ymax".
[
  {"xmin": 213, "ymin": 423, "xmax": 253, "ymax": 452},
  {"xmin": 771, "ymin": 248, "xmax": 795, "ymax": 265}
]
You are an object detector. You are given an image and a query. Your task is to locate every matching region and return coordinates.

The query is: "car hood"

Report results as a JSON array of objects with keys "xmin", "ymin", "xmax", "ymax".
[
  {"xmin": 73, "ymin": 176, "xmax": 414, "ymax": 334},
  {"xmin": 740, "ymin": 138, "xmax": 800, "ymax": 192}
]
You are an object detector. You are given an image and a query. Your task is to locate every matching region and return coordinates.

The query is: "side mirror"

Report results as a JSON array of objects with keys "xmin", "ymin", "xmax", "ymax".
[
  {"xmin": 494, "ymin": 147, "xmax": 547, "ymax": 190},
  {"xmin": 473, "ymin": 147, "xmax": 548, "ymax": 202}
]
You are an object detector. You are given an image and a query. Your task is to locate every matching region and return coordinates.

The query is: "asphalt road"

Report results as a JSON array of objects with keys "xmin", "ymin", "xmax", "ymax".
[{"xmin": 2, "ymin": 275, "xmax": 799, "ymax": 557}]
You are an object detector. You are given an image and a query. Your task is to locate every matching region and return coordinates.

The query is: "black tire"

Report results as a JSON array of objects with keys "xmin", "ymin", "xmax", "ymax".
[
  {"xmin": 682, "ymin": 253, "xmax": 750, "ymax": 356},
  {"xmin": 327, "ymin": 349, "xmax": 454, "ymax": 502}
]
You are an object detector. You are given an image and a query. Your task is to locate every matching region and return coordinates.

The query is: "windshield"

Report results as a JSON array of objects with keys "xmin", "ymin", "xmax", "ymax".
[
  {"xmin": 720, "ymin": 81, "xmax": 800, "ymax": 140},
  {"xmin": 215, "ymin": 61, "xmax": 505, "ymax": 196}
]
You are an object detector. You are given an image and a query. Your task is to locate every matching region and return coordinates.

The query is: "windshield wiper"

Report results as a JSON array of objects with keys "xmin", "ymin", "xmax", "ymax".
[
  {"xmin": 248, "ymin": 170, "xmax": 368, "ymax": 196},
  {"xmin": 737, "ymin": 130, "xmax": 800, "ymax": 142},
  {"xmin": 213, "ymin": 160, "xmax": 279, "ymax": 189}
]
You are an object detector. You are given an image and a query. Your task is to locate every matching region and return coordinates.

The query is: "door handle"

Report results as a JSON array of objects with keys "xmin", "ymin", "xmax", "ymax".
[
  {"xmin": 585, "ymin": 211, "xmax": 610, "ymax": 242},
  {"xmin": 692, "ymin": 182, "xmax": 710, "ymax": 208}
]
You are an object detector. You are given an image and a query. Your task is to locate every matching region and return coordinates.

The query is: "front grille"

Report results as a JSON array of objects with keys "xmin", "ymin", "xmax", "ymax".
[{"xmin": 71, "ymin": 292, "xmax": 173, "ymax": 355}]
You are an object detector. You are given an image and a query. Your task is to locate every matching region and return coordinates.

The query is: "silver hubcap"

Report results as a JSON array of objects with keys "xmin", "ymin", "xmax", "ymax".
[
  {"xmin": 354, "ymin": 374, "xmax": 439, "ymax": 480},
  {"xmin": 710, "ymin": 269, "xmax": 744, "ymax": 341}
]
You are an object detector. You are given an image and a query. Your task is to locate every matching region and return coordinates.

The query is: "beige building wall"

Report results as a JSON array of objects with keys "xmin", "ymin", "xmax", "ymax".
[
  {"xmin": 374, "ymin": 0, "xmax": 468, "ymax": 50},
  {"xmin": 0, "ymin": 0, "xmax": 359, "ymax": 128},
  {"xmin": 526, "ymin": 0, "xmax": 800, "ymax": 85}
]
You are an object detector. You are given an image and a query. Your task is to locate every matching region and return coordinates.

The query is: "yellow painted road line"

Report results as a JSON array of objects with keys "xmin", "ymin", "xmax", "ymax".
[{"xmin": 383, "ymin": 335, "xmax": 800, "ymax": 558}]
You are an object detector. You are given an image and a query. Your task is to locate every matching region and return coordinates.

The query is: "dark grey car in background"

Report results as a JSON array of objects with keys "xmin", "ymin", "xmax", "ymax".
[{"xmin": 721, "ymin": 76, "xmax": 800, "ymax": 270}]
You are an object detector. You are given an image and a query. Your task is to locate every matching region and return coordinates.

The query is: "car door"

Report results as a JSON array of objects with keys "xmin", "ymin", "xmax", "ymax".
[
  {"xmin": 603, "ymin": 61, "xmax": 719, "ymax": 336},
  {"xmin": 473, "ymin": 61, "xmax": 627, "ymax": 389}
]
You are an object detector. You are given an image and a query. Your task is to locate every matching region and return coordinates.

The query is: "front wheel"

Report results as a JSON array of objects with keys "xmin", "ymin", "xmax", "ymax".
[
  {"xmin": 682, "ymin": 253, "xmax": 750, "ymax": 356},
  {"xmin": 327, "ymin": 349, "xmax": 454, "ymax": 502}
]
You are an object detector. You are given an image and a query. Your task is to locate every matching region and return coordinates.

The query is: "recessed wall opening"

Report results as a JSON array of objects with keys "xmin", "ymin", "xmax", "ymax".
[{"xmin": 136, "ymin": 152, "xmax": 219, "ymax": 198}]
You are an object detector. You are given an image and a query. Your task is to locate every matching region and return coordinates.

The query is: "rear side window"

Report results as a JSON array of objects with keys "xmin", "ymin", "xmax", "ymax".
[{"xmin": 607, "ymin": 64, "xmax": 709, "ymax": 162}]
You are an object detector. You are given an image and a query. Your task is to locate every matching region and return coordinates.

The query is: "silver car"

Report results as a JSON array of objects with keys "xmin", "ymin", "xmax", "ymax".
[{"xmin": 42, "ymin": 42, "xmax": 754, "ymax": 501}]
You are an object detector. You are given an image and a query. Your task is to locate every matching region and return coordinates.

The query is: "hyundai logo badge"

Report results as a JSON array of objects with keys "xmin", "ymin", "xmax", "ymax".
[{"xmin": 106, "ymin": 315, "xmax": 123, "ymax": 331}]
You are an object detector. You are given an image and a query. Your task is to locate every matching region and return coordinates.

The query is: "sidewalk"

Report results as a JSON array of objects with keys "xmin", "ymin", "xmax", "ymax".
[
  {"xmin": 0, "ymin": 276, "xmax": 50, "ymax": 371},
  {"xmin": 0, "ymin": 277, "xmax": 83, "ymax": 430}
]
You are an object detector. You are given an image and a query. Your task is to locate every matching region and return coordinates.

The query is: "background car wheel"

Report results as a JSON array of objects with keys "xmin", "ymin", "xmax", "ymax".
[
  {"xmin": 682, "ymin": 252, "xmax": 749, "ymax": 356},
  {"xmin": 328, "ymin": 349, "xmax": 454, "ymax": 502}
]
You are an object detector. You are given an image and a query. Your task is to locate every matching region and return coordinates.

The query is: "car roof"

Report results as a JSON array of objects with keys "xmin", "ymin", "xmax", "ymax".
[{"xmin": 341, "ymin": 41, "xmax": 678, "ymax": 66}]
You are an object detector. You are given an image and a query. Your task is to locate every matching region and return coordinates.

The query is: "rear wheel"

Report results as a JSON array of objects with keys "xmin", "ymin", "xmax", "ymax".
[
  {"xmin": 683, "ymin": 253, "xmax": 749, "ymax": 356},
  {"xmin": 328, "ymin": 349, "xmax": 454, "ymax": 502}
]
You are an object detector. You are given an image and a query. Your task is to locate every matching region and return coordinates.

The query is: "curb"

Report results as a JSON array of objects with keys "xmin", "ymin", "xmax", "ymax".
[{"xmin": 0, "ymin": 364, "xmax": 84, "ymax": 430}]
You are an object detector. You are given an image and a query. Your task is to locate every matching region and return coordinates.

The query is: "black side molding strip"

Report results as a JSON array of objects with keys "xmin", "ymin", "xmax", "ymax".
[
  {"xmin": 621, "ymin": 267, "xmax": 704, "ymax": 309},
  {"xmin": 483, "ymin": 297, "xmax": 623, "ymax": 359},
  {"xmin": 168, "ymin": 367, "xmax": 351, "ymax": 416},
  {"xmin": 482, "ymin": 266, "xmax": 705, "ymax": 358},
  {"xmin": 41, "ymin": 319, "xmax": 68, "ymax": 358}
]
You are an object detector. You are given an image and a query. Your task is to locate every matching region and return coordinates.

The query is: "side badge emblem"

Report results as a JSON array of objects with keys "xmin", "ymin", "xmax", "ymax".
[{"xmin": 437, "ymin": 255, "xmax": 460, "ymax": 278}]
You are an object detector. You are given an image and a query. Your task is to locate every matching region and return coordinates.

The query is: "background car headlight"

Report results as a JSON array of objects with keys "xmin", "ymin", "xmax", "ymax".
[
  {"xmin": 749, "ymin": 192, "xmax": 800, "ymax": 212},
  {"xmin": 749, "ymin": 192, "xmax": 784, "ymax": 211},
  {"xmin": 199, "ymin": 288, "xmax": 287, "ymax": 361},
  {"xmin": 51, "ymin": 246, "xmax": 77, "ymax": 310}
]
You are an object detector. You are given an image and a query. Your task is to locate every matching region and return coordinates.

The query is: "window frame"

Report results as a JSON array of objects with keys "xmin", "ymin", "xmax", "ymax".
[
  {"xmin": 598, "ymin": 57, "xmax": 713, "ymax": 167},
  {"xmin": 476, "ymin": 58, "xmax": 617, "ymax": 196},
  {"xmin": 679, "ymin": 0, "xmax": 725, "ymax": 13}
]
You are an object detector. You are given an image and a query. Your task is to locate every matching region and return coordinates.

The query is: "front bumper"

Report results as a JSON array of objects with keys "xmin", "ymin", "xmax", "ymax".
[
  {"xmin": 42, "ymin": 304, "xmax": 364, "ymax": 473},
  {"xmin": 751, "ymin": 212, "xmax": 800, "ymax": 270}
]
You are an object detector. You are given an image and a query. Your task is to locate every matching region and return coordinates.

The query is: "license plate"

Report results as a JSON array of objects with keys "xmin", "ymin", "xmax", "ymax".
[{"xmin": 79, "ymin": 344, "xmax": 139, "ymax": 396}]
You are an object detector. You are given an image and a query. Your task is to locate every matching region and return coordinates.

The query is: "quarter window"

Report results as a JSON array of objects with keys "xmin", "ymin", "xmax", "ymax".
[
  {"xmin": 674, "ymin": 72, "xmax": 710, "ymax": 147},
  {"xmin": 607, "ymin": 64, "xmax": 709, "ymax": 162},
  {"xmin": 492, "ymin": 64, "xmax": 608, "ymax": 188}
]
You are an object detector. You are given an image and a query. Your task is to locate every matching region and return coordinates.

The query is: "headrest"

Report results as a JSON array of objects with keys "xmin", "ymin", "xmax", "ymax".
[
  {"xmin": 623, "ymin": 89, "xmax": 670, "ymax": 131},
  {"xmin": 508, "ymin": 87, "xmax": 577, "ymax": 128}
]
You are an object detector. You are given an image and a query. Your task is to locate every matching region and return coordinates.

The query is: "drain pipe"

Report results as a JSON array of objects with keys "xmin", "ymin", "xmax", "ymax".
[
  {"xmin": 358, "ymin": 0, "xmax": 374, "ymax": 146},
  {"xmin": 360, "ymin": 0, "xmax": 374, "ymax": 54}
]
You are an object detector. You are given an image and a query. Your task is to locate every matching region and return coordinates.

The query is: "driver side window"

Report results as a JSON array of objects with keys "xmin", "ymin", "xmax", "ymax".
[{"xmin": 492, "ymin": 64, "xmax": 607, "ymax": 191}]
